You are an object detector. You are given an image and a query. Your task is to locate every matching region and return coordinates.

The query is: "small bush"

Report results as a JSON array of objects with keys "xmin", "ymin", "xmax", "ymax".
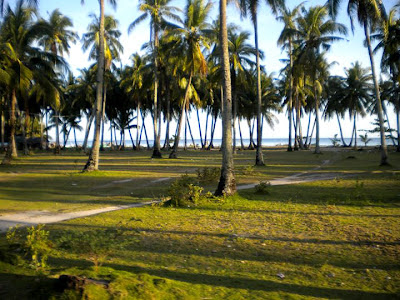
[
  {"xmin": 168, "ymin": 175, "xmax": 204, "ymax": 207},
  {"xmin": 254, "ymin": 181, "xmax": 271, "ymax": 194},
  {"xmin": 196, "ymin": 167, "xmax": 220, "ymax": 184},
  {"xmin": 6, "ymin": 224, "xmax": 52, "ymax": 271}
]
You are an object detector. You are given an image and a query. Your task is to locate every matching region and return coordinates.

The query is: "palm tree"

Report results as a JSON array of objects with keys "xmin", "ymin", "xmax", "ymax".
[
  {"xmin": 82, "ymin": 14, "xmax": 123, "ymax": 151},
  {"xmin": 39, "ymin": 9, "xmax": 78, "ymax": 153},
  {"xmin": 215, "ymin": 0, "xmax": 236, "ymax": 196},
  {"xmin": 295, "ymin": 5, "xmax": 347, "ymax": 154},
  {"xmin": 0, "ymin": 0, "xmax": 37, "ymax": 15},
  {"xmin": 327, "ymin": 0, "xmax": 389, "ymax": 165},
  {"xmin": 343, "ymin": 61, "xmax": 372, "ymax": 149},
  {"xmin": 167, "ymin": 0, "xmax": 212, "ymax": 159},
  {"xmin": 238, "ymin": 0, "xmax": 283, "ymax": 165},
  {"xmin": 129, "ymin": 0, "xmax": 181, "ymax": 158},
  {"xmin": 82, "ymin": 0, "xmax": 116, "ymax": 171},
  {"xmin": 277, "ymin": 2, "xmax": 304, "ymax": 151},
  {"xmin": 227, "ymin": 28, "xmax": 257, "ymax": 153},
  {"xmin": 0, "ymin": 1, "xmax": 60, "ymax": 164}
]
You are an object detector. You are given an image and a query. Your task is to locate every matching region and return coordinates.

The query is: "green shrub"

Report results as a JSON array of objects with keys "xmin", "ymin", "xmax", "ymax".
[
  {"xmin": 168, "ymin": 175, "xmax": 204, "ymax": 207},
  {"xmin": 254, "ymin": 181, "xmax": 271, "ymax": 194},
  {"xmin": 196, "ymin": 167, "xmax": 220, "ymax": 184},
  {"xmin": 6, "ymin": 224, "xmax": 51, "ymax": 271}
]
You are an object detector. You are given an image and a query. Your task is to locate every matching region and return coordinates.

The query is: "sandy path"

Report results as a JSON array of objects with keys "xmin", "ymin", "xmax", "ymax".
[{"xmin": 0, "ymin": 160, "xmax": 345, "ymax": 232}]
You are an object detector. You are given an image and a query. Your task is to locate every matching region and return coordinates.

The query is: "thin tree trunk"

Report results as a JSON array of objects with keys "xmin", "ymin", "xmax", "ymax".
[
  {"xmin": 55, "ymin": 111, "xmax": 60, "ymax": 154},
  {"xmin": 39, "ymin": 112, "xmax": 44, "ymax": 150},
  {"xmin": 354, "ymin": 113, "xmax": 358, "ymax": 149},
  {"xmin": 238, "ymin": 120, "xmax": 244, "ymax": 150},
  {"xmin": 100, "ymin": 85, "xmax": 107, "ymax": 151},
  {"xmin": 83, "ymin": 0, "xmax": 105, "ymax": 171},
  {"xmin": 2, "ymin": 89, "xmax": 17, "ymax": 164},
  {"xmin": 314, "ymin": 84, "xmax": 321, "ymax": 154},
  {"xmin": 305, "ymin": 112, "xmax": 312, "ymax": 147},
  {"xmin": 170, "ymin": 73, "xmax": 193, "ymax": 158},
  {"xmin": 184, "ymin": 109, "xmax": 187, "ymax": 150},
  {"xmin": 204, "ymin": 107, "xmax": 210, "ymax": 148},
  {"xmin": 82, "ymin": 110, "xmax": 94, "ymax": 152},
  {"xmin": 110, "ymin": 119, "xmax": 113, "ymax": 150},
  {"xmin": 196, "ymin": 108, "xmax": 204, "ymax": 148},
  {"xmin": 231, "ymin": 66, "xmax": 237, "ymax": 154},
  {"xmin": 396, "ymin": 107, "xmax": 400, "ymax": 151},
  {"xmin": 136, "ymin": 101, "xmax": 141, "ymax": 150},
  {"xmin": 254, "ymin": 15, "xmax": 264, "ymax": 166},
  {"xmin": 164, "ymin": 80, "xmax": 171, "ymax": 150},
  {"xmin": 128, "ymin": 128, "xmax": 136, "ymax": 150},
  {"xmin": 186, "ymin": 110, "xmax": 196, "ymax": 149},
  {"xmin": 215, "ymin": 0, "xmax": 236, "ymax": 195},
  {"xmin": 21, "ymin": 112, "xmax": 29, "ymax": 155},
  {"xmin": 1, "ymin": 97, "xmax": 4, "ymax": 150},
  {"xmin": 336, "ymin": 112, "xmax": 348, "ymax": 147},
  {"xmin": 364, "ymin": 24, "xmax": 388, "ymax": 165},
  {"xmin": 287, "ymin": 39, "xmax": 294, "ymax": 152},
  {"xmin": 151, "ymin": 24, "xmax": 162, "ymax": 158}
]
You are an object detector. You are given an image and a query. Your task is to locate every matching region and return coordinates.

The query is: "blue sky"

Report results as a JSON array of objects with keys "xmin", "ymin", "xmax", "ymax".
[{"xmin": 34, "ymin": 0, "xmax": 399, "ymax": 141}]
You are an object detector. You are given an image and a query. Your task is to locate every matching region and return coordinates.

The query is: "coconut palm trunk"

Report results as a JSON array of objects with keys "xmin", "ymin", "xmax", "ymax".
[
  {"xmin": 82, "ymin": 110, "xmax": 94, "ymax": 152},
  {"xmin": 364, "ymin": 24, "xmax": 388, "ymax": 165},
  {"xmin": 231, "ymin": 66, "xmax": 237, "ymax": 154},
  {"xmin": 100, "ymin": 84, "xmax": 107, "ymax": 151},
  {"xmin": 169, "ymin": 73, "xmax": 193, "ymax": 158},
  {"xmin": 152, "ymin": 27, "xmax": 162, "ymax": 158},
  {"xmin": 254, "ymin": 14, "xmax": 264, "ymax": 165},
  {"xmin": 314, "ymin": 86, "xmax": 321, "ymax": 154},
  {"xmin": 83, "ymin": 0, "xmax": 105, "ymax": 171},
  {"xmin": 2, "ymin": 89, "xmax": 18, "ymax": 164},
  {"xmin": 215, "ymin": 0, "xmax": 236, "ymax": 196}
]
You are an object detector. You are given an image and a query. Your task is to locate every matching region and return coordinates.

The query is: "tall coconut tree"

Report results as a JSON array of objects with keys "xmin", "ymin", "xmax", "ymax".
[
  {"xmin": 82, "ymin": 0, "xmax": 117, "ymax": 172},
  {"xmin": 238, "ymin": 0, "xmax": 284, "ymax": 165},
  {"xmin": 327, "ymin": 0, "xmax": 389, "ymax": 165},
  {"xmin": 82, "ymin": 13, "xmax": 123, "ymax": 151},
  {"xmin": 39, "ymin": 9, "xmax": 78, "ymax": 153},
  {"xmin": 129, "ymin": 0, "xmax": 181, "ymax": 158},
  {"xmin": 168, "ymin": 0, "xmax": 212, "ymax": 159},
  {"xmin": 215, "ymin": 0, "xmax": 236, "ymax": 196},
  {"xmin": 295, "ymin": 5, "xmax": 347, "ymax": 154},
  {"xmin": 227, "ymin": 28, "xmax": 257, "ymax": 153},
  {"xmin": 277, "ymin": 2, "xmax": 304, "ymax": 151},
  {"xmin": 0, "ymin": 1, "xmax": 60, "ymax": 164}
]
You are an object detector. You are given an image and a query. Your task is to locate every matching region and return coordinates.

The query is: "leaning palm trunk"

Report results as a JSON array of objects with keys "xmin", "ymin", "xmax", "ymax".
[
  {"xmin": 82, "ymin": 110, "xmax": 94, "ymax": 152},
  {"xmin": 364, "ymin": 24, "xmax": 388, "ymax": 165},
  {"xmin": 336, "ymin": 112, "xmax": 349, "ymax": 147},
  {"xmin": 54, "ymin": 111, "xmax": 61, "ymax": 154},
  {"xmin": 169, "ymin": 73, "xmax": 193, "ymax": 158},
  {"xmin": 2, "ymin": 89, "xmax": 18, "ymax": 164},
  {"xmin": 287, "ymin": 40, "xmax": 294, "ymax": 152},
  {"xmin": 83, "ymin": 0, "xmax": 106, "ymax": 171},
  {"xmin": 314, "ymin": 86, "xmax": 321, "ymax": 154},
  {"xmin": 254, "ymin": 15, "xmax": 264, "ymax": 166},
  {"xmin": 100, "ymin": 85, "xmax": 107, "ymax": 151},
  {"xmin": 215, "ymin": 0, "xmax": 236, "ymax": 196},
  {"xmin": 231, "ymin": 67, "xmax": 237, "ymax": 154},
  {"xmin": 353, "ymin": 113, "xmax": 358, "ymax": 149}
]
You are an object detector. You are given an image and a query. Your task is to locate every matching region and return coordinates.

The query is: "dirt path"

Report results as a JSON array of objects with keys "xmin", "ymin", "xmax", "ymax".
[{"xmin": 0, "ymin": 160, "xmax": 348, "ymax": 232}]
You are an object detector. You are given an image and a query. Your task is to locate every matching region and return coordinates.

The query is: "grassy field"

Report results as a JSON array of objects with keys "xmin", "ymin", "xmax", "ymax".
[{"xmin": 0, "ymin": 147, "xmax": 399, "ymax": 299}]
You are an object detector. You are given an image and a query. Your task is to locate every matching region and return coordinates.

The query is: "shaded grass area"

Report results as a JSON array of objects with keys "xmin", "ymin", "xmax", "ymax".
[
  {"xmin": 0, "ymin": 148, "xmax": 399, "ymax": 298},
  {"xmin": 0, "ymin": 148, "xmax": 329, "ymax": 214}
]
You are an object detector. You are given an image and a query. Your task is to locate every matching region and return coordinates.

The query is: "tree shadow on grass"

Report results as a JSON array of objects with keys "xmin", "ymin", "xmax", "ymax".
[
  {"xmin": 49, "ymin": 223, "xmax": 400, "ymax": 271},
  {"xmin": 44, "ymin": 257, "xmax": 398, "ymax": 299}
]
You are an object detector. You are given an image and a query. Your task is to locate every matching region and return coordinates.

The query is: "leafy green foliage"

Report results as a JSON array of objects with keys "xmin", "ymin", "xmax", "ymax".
[
  {"xmin": 167, "ymin": 174, "xmax": 204, "ymax": 207},
  {"xmin": 254, "ymin": 180, "xmax": 271, "ymax": 194},
  {"xmin": 6, "ymin": 224, "xmax": 51, "ymax": 271},
  {"xmin": 196, "ymin": 167, "xmax": 220, "ymax": 184}
]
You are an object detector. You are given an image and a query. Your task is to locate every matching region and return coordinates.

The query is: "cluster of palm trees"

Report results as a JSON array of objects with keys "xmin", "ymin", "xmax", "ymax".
[{"xmin": 0, "ymin": 0, "xmax": 399, "ymax": 194}]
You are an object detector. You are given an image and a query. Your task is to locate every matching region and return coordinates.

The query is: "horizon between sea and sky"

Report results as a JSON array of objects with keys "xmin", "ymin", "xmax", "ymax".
[{"xmin": 34, "ymin": 0, "xmax": 399, "ymax": 146}]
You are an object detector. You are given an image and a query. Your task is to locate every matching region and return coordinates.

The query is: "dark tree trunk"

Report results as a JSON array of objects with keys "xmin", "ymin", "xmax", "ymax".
[
  {"xmin": 2, "ymin": 89, "xmax": 18, "ymax": 164},
  {"xmin": 83, "ymin": 0, "xmax": 106, "ymax": 171},
  {"xmin": 215, "ymin": 0, "xmax": 236, "ymax": 195}
]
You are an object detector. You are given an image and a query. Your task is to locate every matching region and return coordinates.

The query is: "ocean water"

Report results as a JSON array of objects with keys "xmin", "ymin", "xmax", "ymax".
[{"xmin": 66, "ymin": 137, "xmax": 395, "ymax": 148}]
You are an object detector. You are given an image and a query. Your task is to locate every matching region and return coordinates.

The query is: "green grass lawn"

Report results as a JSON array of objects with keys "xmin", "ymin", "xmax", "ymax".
[{"xmin": 0, "ymin": 147, "xmax": 399, "ymax": 299}]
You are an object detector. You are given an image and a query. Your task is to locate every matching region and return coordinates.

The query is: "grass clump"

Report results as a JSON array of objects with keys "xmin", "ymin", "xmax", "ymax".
[
  {"xmin": 167, "ymin": 174, "xmax": 204, "ymax": 207},
  {"xmin": 5, "ymin": 224, "xmax": 52, "ymax": 272},
  {"xmin": 254, "ymin": 181, "xmax": 271, "ymax": 194},
  {"xmin": 196, "ymin": 167, "xmax": 220, "ymax": 184}
]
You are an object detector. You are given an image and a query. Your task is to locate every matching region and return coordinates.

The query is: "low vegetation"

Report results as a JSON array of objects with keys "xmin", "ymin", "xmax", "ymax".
[{"xmin": 0, "ymin": 148, "xmax": 399, "ymax": 298}]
